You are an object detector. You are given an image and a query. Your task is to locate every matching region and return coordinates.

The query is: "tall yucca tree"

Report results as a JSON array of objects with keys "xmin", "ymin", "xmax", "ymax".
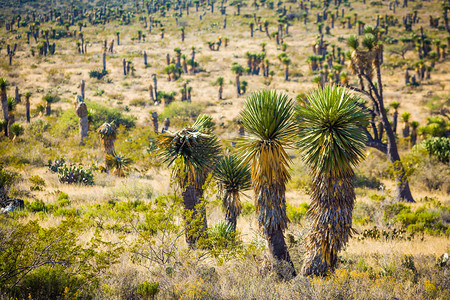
[
  {"xmin": 297, "ymin": 86, "xmax": 369, "ymax": 276},
  {"xmin": 157, "ymin": 114, "xmax": 221, "ymax": 248},
  {"xmin": 214, "ymin": 155, "xmax": 251, "ymax": 232},
  {"xmin": 346, "ymin": 26, "xmax": 414, "ymax": 203},
  {"xmin": 238, "ymin": 90, "xmax": 296, "ymax": 278}
]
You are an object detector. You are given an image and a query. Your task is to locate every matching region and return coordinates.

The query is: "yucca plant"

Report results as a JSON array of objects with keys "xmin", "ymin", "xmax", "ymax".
[
  {"xmin": 297, "ymin": 86, "xmax": 369, "ymax": 276},
  {"xmin": 106, "ymin": 152, "xmax": 132, "ymax": 177},
  {"xmin": 0, "ymin": 78, "xmax": 8, "ymax": 136},
  {"xmin": 389, "ymin": 101, "xmax": 400, "ymax": 133},
  {"xmin": 216, "ymin": 77, "xmax": 224, "ymax": 100},
  {"xmin": 231, "ymin": 63, "xmax": 244, "ymax": 96},
  {"xmin": 237, "ymin": 90, "xmax": 296, "ymax": 278},
  {"xmin": 156, "ymin": 114, "xmax": 221, "ymax": 248},
  {"xmin": 97, "ymin": 122, "xmax": 117, "ymax": 169},
  {"xmin": 347, "ymin": 26, "xmax": 414, "ymax": 202},
  {"xmin": 42, "ymin": 94, "xmax": 59, "ymax": 116},
  {"xmin": 214, "ymin": 155, "xmax": 251, "ymax": 231},
  {"xmin": 10, "ymin": 123, "xmax": 24, "ymax": 141},
  {"xmin": 24, "ymin": 91, "xmax": 31, "ymax": 123}
]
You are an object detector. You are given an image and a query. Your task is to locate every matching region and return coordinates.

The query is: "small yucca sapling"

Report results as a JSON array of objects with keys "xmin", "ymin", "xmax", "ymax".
[
  {"xmin": 10, "ymin": 123, "xmax": 24, "ymax": 141},
  {"xmin": 216, "ymin": 76, "xmax": 224, "ymax": 100},
  {"xmin": 213, "ymin": 155, "xmax": 251, "ymax": 232},
  {"xmin": 106, "ymin": 152, "xmax": 132, "ymax": 177},
  {"xmin": 390, "ymin": 101, "xmax": 400, "ymax": 133},
  {"xmin": 42, "ymin": 94, "xmax": 59, "ymax": 116}
]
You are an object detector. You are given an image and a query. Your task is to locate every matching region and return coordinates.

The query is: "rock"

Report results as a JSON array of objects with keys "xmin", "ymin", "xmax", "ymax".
[{"xmin": 0, "ymin": 198, "xmax": 24, "ymax": 213}]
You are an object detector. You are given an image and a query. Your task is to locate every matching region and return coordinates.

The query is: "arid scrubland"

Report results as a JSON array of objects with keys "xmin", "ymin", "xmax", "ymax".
[{"xmin": 0, "ymin": 0, "xmax": 449, "ymax": 299}]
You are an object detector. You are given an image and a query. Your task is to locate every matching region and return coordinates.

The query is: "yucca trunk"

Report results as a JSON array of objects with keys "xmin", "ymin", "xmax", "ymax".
[
  {"xmin": 45, "ymin": 102, "xmax": 51, "ymax": 116},
  {"xmin": 25, "ymin": 96, "xmax": 30, "ymax": 123},
  {"xmin": 302, "ymin": 175, "xmax": 354, "ymax": 276},
  {"xmin": 236, "ymin": 75, "xmax": 241, "ymax": 96},
  {"xmin": 257, "ymin": 184, "xmax": 296, "ymax": 278},
  {"xmin": 393, "ymin": 111, "xmax": 398, "ymax": 133},
  {"xmin": 7, "ymin": 111, "xmax": 14, "ymax": 139},
  {"xmin": 223, "ymin": 191, "xmax": 240, "ymax": 232},
  {"xmin": 1, "ymin": 91, "xmax": 8, "ymax": 136},
  {"xmin": 182, "ymin": 184, "xmax": 208, "ymax": 248},
  {"xmin": 101, "ymin": 137, "xmax": 115, "ymax": 169},
  {"xmin": 218, "ymin": 86, "xmax": 223, "ymax": 100},
  {"xmin": 75, "ymin": 101, "xmax": 88, "ymax": 143}
]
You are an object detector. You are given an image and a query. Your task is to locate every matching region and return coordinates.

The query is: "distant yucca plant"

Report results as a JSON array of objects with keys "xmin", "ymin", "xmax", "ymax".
[{"xmin": 106, "ymin": 152, "xmax": 132, "ymax": 177}]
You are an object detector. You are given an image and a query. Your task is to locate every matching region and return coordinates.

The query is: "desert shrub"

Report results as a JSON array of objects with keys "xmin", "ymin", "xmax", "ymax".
[
  {"xmin": 57, "ymin": 164, "xmax": 94, "ymax": 185},
  {"xmin": 422, "ymin": 137, "xmax": 449, "ymax": 163},
  {"xmin": 88, "ymin": 101, "xmax": 136, "ymax": 129},
  {"xmin": 159, "ymin": 101, "xmax": 203, "ymax": 123},
  {"xmin": 395, "ymin": 201, "xmax": 450, "ymax": 235},
  {"xmin": 28, "ymin": 199, "xmax": 47, "ymax": 212},
  {"xmin": 52, "ymin": 101, "xmax": 135, "ymax": 137},
  {"xmin": 418, "ymin": 116, "xmax": 448, "ymax": 138},
  {"xmin": 89, "ymin": 69, "xmax": 108, "ymax": 80},
  {"xmin": 353, "ymin": 172, "xmax": 383, "ymax": 189},
  {"xmin": 286, "ymin": 203, "xmax": 309, "ymax": 224},
  {"xmin": 240, "ymin": 201, "xmax": 255, "ymax": 215},
  {"xmin": 136, "ymin": 281, "xmax": 160, "ymax": 300},
  {"xmin": 130, "ymin": 98, "xmax": 147, "ymax": 107},
  {"xmin": 57, "ymin": 192, "xmax": 70, "ymax": 207},
  {"xmin": 0, "ymin": 165, "xmax": 18, "ymax": 197},
  {"xmin": 383, "ymin": 202, "xmax": 409, "ymax": 222},
  {"xmin": 10, "ymin": 266, "xmax": 87, "ymax": 300},
  {"xmin": 0, "ymin": 217, "xmax": 121, "ymax": 299},
  {"xmin": 353, "ymin": 201, "xmax": 378, "ymax": 225},
  {"xmin": 29, "ymin": 175, "xmax": 45, "ymax": 191},
  {"xmin": 28, "ymin": 119, "xmax": 51, "ymax": 136}
]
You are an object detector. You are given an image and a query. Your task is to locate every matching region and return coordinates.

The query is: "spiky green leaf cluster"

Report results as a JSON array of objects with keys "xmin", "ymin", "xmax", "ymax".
[
  {"xmin": 97, "ymin": 122, "xmax": 117, "ymax": 139},
  {"xmin": 0, "ymin": 78, "xmax": 8, "ymax": 91},
  {"xmin": 214, "ymin": 155, "xmax": 251, "ymax": 194},
  {"xmin": 296, "ymin": 86, "xmax": 369, "ymax": 178},
  {"xmin": 347, "ymin": 35, "xmax": 359, "ymax": 50},
  {"xmin": 157, "ymin": 114, "xmax": 221, "ymax": 187}
]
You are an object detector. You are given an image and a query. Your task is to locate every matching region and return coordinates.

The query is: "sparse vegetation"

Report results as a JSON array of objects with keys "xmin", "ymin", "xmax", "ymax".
[{"xmin": 0, "ymin": 0, "xmax": 449, "ymax": 299}]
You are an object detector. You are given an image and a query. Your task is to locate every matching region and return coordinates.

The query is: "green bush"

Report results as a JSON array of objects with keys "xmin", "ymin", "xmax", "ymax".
[
  {"xmin": 383, "ymin": 202, "xmax": 409, "ymax": 222},
  {"xmin": 0, "ymin": 165, "xmax": 18, "ymax": 197},
  {"xmin": 422, "ymin": 137, "xmax": 449, "ymax": 163},
  {"xmin": 159, "ymin": 101, "xmax": 203, "ymax": 123},
  {"xmin": 286, "ymin": 203, "xmax": 309, "ymax": 224},
  {"xmin": 52, "ymin": 101, "xmax": 136, "ymax": 138},
  {"xmin": 57, "ymin": 192, "xmax": 70, "ymax": 207},
  {"xmin": 241, "ymin": 202, "xmax": 255, "ymax": 216},
  {"xmin": 89, "ymin": 69, "xmax": 108, "ymax": 80},
  {"xmin": 10, "ymin": 266, "xmax": 86, "ymax": 300},
  {"xmin": 29, "ymin": 175, "xmax": 46, "ymax": 191},
  {"xmin": 0, "ymin": 217, "xmax": 121, "ymax": 298},
  {"xmin": 28, "ymin": 199, "xmax": 47, "ymax": 212},
  {"xmin": 136, "ymin": 281, "xmax": 160, "ymax": 300},
  {"xmin": 354, "ymin": 172, "xmax": 383, "ymax": 189}
]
